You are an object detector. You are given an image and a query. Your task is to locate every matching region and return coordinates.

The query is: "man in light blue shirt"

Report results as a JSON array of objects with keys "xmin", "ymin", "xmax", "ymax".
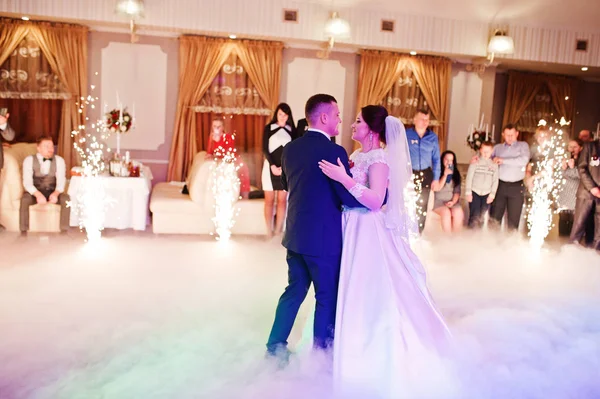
[
  {"xmin": 489, "ymin": 124, "xmax": 530, "ymax": 230},
  {"xmin": 405, "ymin": 109, "xmax": 441, "ymax": 233}
]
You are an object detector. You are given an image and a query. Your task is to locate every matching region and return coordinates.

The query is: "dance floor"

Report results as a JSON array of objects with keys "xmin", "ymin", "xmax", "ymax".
[{"xmin": 1, "ymin": 229, "xmax": 599, "ymax": 398}]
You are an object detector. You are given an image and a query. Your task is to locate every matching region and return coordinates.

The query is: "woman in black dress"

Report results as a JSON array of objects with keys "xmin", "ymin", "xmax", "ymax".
[{"xmin": 262, "ymin": 103, "xmax": 296, "ymax": 236}]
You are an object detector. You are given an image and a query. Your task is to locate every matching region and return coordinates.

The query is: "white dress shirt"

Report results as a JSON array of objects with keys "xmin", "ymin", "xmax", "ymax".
[
  {"xmin": 307, "ymin": 128, "xmax": 331, "ymax": 140},
  {"xmin": 22, "ymin": 153, "xmax": 66, "ymax": 195}
]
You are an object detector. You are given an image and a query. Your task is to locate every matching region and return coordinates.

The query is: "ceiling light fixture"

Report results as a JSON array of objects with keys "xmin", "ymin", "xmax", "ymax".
[
  {"xmin": 229, "ymin": 34, "xmax": 237, "ymax": 39},
  {"xmin": 21, "ymin": 16, "xmax": 30, "ymax": 21},
  {"xmin": 410, "ymin": 51, "xmax": 417, "ymax": 56},
  {"xmin": 581, "ymin": 66, "xmax": 589, "ymax": 71},
  {"xmin": 318, "ymin": 11, "xmax": 351, "ymax": 59},
  {"xmin": 115, "ymin": 0, "xmax": 145, "ymax": 43}
]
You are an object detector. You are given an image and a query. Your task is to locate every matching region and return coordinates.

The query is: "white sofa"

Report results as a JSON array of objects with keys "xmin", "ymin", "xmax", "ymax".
[
  {"xmin": 150, "ymin": 151, "xmax": 266, "ymax": 235},
  {"xmin": 0, "ymin": 143, "xmax": 63, "ymax": 232}
]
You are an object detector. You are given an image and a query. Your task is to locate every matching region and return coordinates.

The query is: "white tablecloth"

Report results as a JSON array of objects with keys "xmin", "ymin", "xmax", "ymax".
[{"xmin": 68, "ymin": 168, "xmax": 153, "ymax": 231}]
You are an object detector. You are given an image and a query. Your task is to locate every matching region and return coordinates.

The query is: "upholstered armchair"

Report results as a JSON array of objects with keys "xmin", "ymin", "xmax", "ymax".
[
  {"xmin": 150, "ymin": 151, "xmax": 266, "ymax": 235},
  {"xmin": 0, "ymin": 143, "xmax": 63, "ymax": 232}
]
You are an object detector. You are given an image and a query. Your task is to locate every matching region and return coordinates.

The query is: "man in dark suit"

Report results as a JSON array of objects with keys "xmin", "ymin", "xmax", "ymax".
[
  {"xmin": 297, "ymin": 117, "xmax": 335, "ymax": 143},
  {"xmin": 571, "ymin": 139, "xmax": 600, "ymax": 250},
  {"xmin": 265, "ymin": 94, "xmax": 362, "ymax": 361}
]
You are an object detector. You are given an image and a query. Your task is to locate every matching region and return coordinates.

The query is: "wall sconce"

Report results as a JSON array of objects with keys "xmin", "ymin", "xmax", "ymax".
[
  {"xmin": 115, "ymin": 0, "xmax": 145, "ymax": 43},
  {"xmin": 466, "ymin": 29, "xmax": 515, "ymax": 74},
  {"xmin": 317, "ymin": 12, "xmax": 351, "ymax": 59},
  {"xmin": 486, "ymin": 29, "xmax": 514, "ymax": 64}
]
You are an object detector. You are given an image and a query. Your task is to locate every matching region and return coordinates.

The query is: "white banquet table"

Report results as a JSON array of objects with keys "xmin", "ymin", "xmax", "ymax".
[{"xmin": 67, "ymin": 168, "xmax": 153, "ymax": 231}]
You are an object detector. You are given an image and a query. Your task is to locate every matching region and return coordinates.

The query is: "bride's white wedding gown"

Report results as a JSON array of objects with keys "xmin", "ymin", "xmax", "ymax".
[{"xmin": 332, "ymin": 148, "xmax": 453, "ymax": 398}]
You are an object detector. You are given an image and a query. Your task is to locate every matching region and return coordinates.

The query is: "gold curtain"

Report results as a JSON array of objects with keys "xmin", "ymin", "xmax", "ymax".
[
  {"xmin": 167, "ymin": 36, "xmax": 283, "ymax": 181},
  {"xmin": 381, "ymin": 67, "xmax": 429, "ymax": 124},
  {"xmin": 410, "ymin": 55, "xmax": 451, "ymax": 150},
  {"xmin": 0, "ymin": 34, "xmax": 69, "ymax": 99},
  {"xmin": 193, "ymin": 52, "xmax": 271, "ymax": 186},
  {"xmin": 502, "ymin": 71, "xmax": 578, "ymax": 136},
  {"xmin": 357, "ymin": 50, "xmax": 451, "ymax": 150},
  {"xmin": 234, "ymin": 39, "xmax": 283, "ymax": 110},
  {"xmin": 546, "ymin": 75, "xmax": 577, "ymax": 126},
  {"xmin": 356, "ymin": 50, "xmax": 408, "ymax": 110},
  {"xmin": 0, "ymin": 18, "xmax": 88, "ymax": 171},
  {"xmin": 518, "ymin": 84, "xmax": 554, "ymax": 134},
  {"xmin": 194, "ymin": 52, "xmax": 271, "ymax": 115}
]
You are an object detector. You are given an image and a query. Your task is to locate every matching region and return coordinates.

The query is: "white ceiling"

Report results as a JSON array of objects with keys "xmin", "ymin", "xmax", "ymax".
[{"xmin": 314, "ymin": 0, "xmax": 600, "ymax": 31}]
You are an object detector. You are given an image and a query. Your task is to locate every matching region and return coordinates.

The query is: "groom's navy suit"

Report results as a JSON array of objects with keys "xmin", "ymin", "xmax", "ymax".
[{"xmin": 267, "ymin": 129, "xmax": 364, "ymax": 353}]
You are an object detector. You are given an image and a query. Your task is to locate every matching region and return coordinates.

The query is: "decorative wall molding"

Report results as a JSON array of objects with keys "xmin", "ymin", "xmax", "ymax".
[
  {"xmin": 1, "ymin": 0, "xmax": 598, "ymax": 67},
  {"xmin": 101, "ymin": 42, "xmax": 168, "ymax": 151}
]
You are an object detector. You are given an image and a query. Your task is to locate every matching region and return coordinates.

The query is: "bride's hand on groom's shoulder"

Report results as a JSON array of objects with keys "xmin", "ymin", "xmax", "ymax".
[{"xmin": 319, "ymin": 158, "xmax": 351, "ymax": 184}]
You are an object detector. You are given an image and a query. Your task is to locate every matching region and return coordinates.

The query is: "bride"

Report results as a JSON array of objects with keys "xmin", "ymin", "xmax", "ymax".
[{"xmin": 318, "ymin": 105, "xmax": 452, "ymax": 398}]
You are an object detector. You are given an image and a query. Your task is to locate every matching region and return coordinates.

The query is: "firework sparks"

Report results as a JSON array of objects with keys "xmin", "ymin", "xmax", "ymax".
[
  {"xmin": 526, "ymin": 119, "xmax": 568, "ymax": 248},
  {"xmin": 209, "ymin": 145, "xmax": 241, "ymax": 241}
]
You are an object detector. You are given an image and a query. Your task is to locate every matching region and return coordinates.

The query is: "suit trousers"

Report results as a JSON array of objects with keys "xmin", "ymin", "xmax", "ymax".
[
  {"xmin": 267, "ymin": 249, "xmax": 341, "ymax": 353},
  {"xmin": 413, "ymin": 168, "xmax": 434, "ymax": 234},
  {"xmin": 490, "ymin": 180, "xmax": 524, "ymax": 231},
  {"xmin": 20, "ymin": 192, "xmax": 70, "ymax": 232},
  {"xmin": 570, "ymin": 197, "xmax": 600, "ymax": 249}
]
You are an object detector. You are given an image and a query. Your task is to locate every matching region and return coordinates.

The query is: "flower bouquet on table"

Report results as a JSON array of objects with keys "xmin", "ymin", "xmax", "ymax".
[
  {"xmin": 105, "ymin": 108, "xmax": 133, "ymax": 133},
  {"xmin": 466, "ymin": 130, "xmax": 489, "ymax": 152}
]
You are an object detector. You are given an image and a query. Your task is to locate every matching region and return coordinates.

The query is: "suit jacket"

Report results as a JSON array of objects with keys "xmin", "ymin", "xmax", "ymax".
[
  {"xmin": 0, "ymin": 122, "xmax": 16, "ymax": 170},
  {"xmin": 296, "ymin": 118, "xmax": 335, "ymax": 143},
  {"xmin": 577, "ymin": 140, "xmax": 600, "ymax": 200},
  {"xmin": 281, "ymin": 130, "xmax": 363, "ymax": 257}
]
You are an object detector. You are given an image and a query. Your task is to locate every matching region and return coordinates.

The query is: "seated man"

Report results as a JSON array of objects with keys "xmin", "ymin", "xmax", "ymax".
[{"xmin": 20, "ymin": 135, "xmax": 70, "ymax": 233}]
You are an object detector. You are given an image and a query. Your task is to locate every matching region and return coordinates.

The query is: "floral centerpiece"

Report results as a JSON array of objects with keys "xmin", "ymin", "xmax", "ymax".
[
  {"xmin": 105, "ymin": 108, "xmax": 133, "ymax": 133},
  {"xmin": 466, "ymin": 130, "xmax": 489, "ymax": 152}
]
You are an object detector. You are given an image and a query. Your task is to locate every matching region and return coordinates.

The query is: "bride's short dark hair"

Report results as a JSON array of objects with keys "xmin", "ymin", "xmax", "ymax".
[{"xmin": 361, "ymin": 105, "xmax": 389, "ymax": 144}]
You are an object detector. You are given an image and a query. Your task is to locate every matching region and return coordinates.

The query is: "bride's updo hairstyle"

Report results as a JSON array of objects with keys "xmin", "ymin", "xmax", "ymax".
[{"xmin": 361, "ymin": 105, "xmax": 389, "ymax": 144}]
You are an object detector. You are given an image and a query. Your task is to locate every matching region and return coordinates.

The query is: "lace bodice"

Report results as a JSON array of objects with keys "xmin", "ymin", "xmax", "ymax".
[{"xmin": 349, "ymin": 148, "xmax": 388, "ymax": 187}]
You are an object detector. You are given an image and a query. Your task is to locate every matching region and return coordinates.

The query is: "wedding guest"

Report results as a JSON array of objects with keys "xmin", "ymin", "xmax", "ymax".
[
  {"xmin": 578, "ymin": 129, "xmax": 592, "ymax": 143},
  {"xmin": 577, "ymin": 129, "xmax": 595, "ymax": 243},
  {"xmin": 406, "ymin": 108, "xmax": 441, "ymax": 233},
  {"xmin": 432, "ymin": 150, "xmax": 464, "ymax": 233},
  {"xmin": 20, "ymin": 135, "xmax": 70, "ymax": 233},
  {"xmin": 558, "ymin": 139, "xmax": 583, "ymax": 237},
  {"xmin": 465, "ymin": 141, "xmax": 498, "ymax": 228},
  {"xmin": 206, "ymin": 118, "xmax": 250, "ymax": 199},
  {"xmin": 489, "ymin": 124, "xmax": 530, "ymax": 231},
  {"xmin": 570, "ymin": 138, "xmax": 600, "ymax": 249},
  {"xmin": 0, "ymin": 108, "xmax": 16, "ymax": 232},
  {"xmin": 262, "ymin": 103, "xmax": 296, "ymax": 236}
]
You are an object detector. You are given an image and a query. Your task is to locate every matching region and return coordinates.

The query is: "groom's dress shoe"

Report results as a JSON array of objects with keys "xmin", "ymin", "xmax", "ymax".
[{"xmin": 265, "ymin": 346, "xmax": 293, "ymax": 369}]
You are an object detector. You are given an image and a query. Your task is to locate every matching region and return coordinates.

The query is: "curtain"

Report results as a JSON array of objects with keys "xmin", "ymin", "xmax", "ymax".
[
  {"xmin": 357, "ymin": 50, "xmax": 451, "ymax": 150},
  {"xmin": 410, "ymin": 55, "xmax": 451, "ymax": 150},
  {"xmin": 234, "ymin": 40, "xmax": 283, "ymax": 110},
  {"xmin": 194, "ymin": 52, "xmax": 272, "ymax": 116},
  {"xmin": 193, "ymin": 52, "xmax": 271, "ymax": 187},
  {"xmin": 502, "ymin": 71, "xmax": 578, "ymax": 136},
  {"xmin": 196, "ymin": 113, "xmax": 267, "ymax": 187},
  {"xmin": 356, "ymin": 50, "xmax": 408, "ymax": 110},
  {"xmin": 0, "ymin": 34, "xmax": 70, "ymax": 99},
  {"xmin": 168, "ymin": 36, "xmax": 283, "ymax": 181},
  {"xmin": 0, "ymin": 18, "xmax": 88, "ymax": 171},
  {"xmin": 518, "ymin": 84, "xmax": 554, "ymax": 135},
  {"xmin": 0, "ymin": 98, "xmax": 62, "ymax": 143},
  {"xmin": 381, "ymin": 64, "xmax": 433, "ymax": 125}
]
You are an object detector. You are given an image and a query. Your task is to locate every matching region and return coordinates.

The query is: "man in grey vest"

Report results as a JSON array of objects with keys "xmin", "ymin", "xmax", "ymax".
[{"xmin": 20, "ymin": 135, "xmax": 70, "ymax": 233}]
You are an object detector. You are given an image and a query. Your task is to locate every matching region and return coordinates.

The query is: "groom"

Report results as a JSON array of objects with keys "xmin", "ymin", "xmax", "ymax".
[{"xmin": 266, "ymin": 94, "xmax": 364, "ymax": 360}]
